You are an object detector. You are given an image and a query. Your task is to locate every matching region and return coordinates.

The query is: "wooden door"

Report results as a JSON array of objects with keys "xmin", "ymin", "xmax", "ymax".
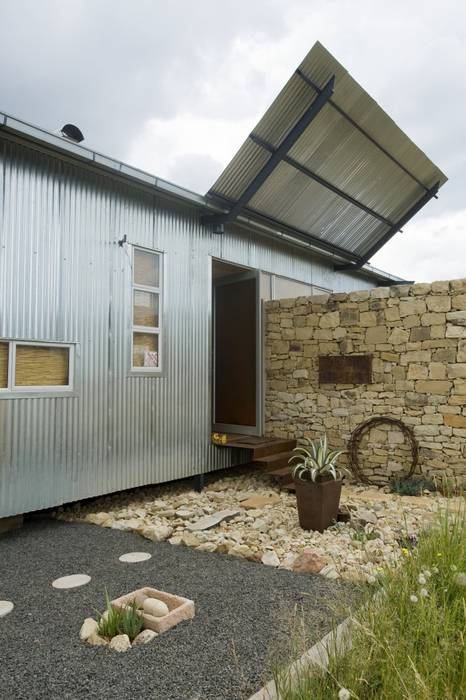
[{"xmin": 213, "ymin": 271, "xmax": 261, "ymax": 435}]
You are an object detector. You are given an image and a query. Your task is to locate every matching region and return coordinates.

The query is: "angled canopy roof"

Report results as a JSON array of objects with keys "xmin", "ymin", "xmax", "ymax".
[{"xmin": 203, "ymin": 42, "xmax": 447, "ymax": 268}]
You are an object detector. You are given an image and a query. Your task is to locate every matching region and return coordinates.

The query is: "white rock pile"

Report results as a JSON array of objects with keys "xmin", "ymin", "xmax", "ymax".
[{"xmin": 58, "ymin": 472, "xmax": 460, "ymax": 583}]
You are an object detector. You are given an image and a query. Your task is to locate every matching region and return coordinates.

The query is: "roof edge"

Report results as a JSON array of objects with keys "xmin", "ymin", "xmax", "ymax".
[{"xmin": 0, "ymin": 110, "xmax": 405, "ymax": 286}]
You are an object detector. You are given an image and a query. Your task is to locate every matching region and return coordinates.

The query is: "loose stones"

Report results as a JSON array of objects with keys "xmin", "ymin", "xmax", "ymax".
[
  {"xmin": 188, "ymin": 509, "xmax": 240, "ymax": 531},
  {"xmin": 0, "ymin": 601, "xmax": 14, "ymax": 617},
  {"xmin": 79, "ymin": 617, "xmax": 99, "ymax": 641},
  {"xmin": 133, "ymin": 629, "xmax": 158, "ymax": 645},
  {"xmin": 143, "ymin": 598, "xmax": 169, "ymax": 618},
  {"xmin": 118, "ymin": 552, "xmax": 152, "ymax": 563},
  {"xmin": 109, "ymin": 634, "xmax": 131, "ymax": 652},
  {"xmin": 52, "ymin": 574, "xmax": 91, "ymax": 589}
]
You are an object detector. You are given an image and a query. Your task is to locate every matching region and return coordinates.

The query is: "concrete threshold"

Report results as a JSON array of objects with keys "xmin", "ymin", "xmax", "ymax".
[{"xmin": 247, "ymin": 616, "xmax": 352, "ymax": 700}]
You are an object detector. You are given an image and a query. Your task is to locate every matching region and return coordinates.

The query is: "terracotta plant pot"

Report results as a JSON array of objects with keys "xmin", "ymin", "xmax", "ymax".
[{"xmin": 294, "ymin": 476, "xmax": 342, "ymax": 532}]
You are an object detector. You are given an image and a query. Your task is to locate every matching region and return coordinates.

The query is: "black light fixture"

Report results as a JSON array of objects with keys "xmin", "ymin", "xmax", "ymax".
[{"xmin": 60, "ymin": 124, "xmax": 84, "ymax": 143}]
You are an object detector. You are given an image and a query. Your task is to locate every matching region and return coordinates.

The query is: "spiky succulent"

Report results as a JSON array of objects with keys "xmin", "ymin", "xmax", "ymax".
[{"xmin": 289, "ymin": 434, "xmax": 348, "ymax": 482}]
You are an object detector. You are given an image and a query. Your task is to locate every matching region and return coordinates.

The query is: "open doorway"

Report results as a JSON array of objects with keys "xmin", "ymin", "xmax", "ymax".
[{"xmin": 212, "ymin": 258, "xmax": 262, "ymax": 436}]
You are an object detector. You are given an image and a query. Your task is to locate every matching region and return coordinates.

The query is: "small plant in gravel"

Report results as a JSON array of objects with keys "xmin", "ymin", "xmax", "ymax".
[
  {"xmin": 350, "ymin": 527, "xmax": 380, "ymax": 543},
  {"xmin": 389, "ymin": 475, "xmax": 436, "ymax": 496},
  {"xmin": 96, "ymin": 591, "xmax": 143, "ymax": 642},
  {"xmin": 273, "ymin": 503, "xmax": 466, "ymax": 700}
]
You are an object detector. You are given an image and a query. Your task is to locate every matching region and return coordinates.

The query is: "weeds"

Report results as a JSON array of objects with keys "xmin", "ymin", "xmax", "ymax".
[{"xmin": 273, "ymin": 502, "xmax": 466, "ymax": 699}]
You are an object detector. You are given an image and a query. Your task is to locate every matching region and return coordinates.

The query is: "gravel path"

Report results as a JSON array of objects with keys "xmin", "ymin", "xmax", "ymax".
[{"xmin": 0, "ymin": 518, "xmax": 357, "ymax": 700}]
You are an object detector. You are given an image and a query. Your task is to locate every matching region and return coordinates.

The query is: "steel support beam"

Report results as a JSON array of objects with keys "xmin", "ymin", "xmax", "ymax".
[
  {"xmin": 206, "ymin": 192, "xmax": 363, "ymax": 263},
  {"xmin": 201, "ymin": 74, "xmax": 335, "ymax": 227},
  {"xmin": 335, "ymin": 182, "xmax": 440, "ymax": 271},
  {"xmin": 249, "ymin": 133, "xmax": 393, "ymax": 226}
]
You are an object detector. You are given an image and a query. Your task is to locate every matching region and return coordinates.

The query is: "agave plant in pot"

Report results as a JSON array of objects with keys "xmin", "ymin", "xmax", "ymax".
[{"xmin": 289, "ymin": 435, "xmax": 348, "ymax": 532}]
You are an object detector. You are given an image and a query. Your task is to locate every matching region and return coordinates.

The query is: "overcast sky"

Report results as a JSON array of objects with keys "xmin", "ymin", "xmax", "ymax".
[{"xmin": 1, "ymin": 0, "xmax": 465, "ymax": 282}]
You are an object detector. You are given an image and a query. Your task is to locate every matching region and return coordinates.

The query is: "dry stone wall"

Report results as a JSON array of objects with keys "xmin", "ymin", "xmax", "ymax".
[{"xmin": 265, "ymin": 279, "xmax": 466, "ymax": 487}]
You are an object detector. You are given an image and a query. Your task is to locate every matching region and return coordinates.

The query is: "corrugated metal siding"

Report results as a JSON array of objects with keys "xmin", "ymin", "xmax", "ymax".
[{"xmin": 0, "ymin": 138, "xmax": 373, "ymax": 517}]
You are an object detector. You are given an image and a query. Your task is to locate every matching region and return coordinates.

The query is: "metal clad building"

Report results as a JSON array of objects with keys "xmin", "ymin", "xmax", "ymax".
[{"xmin": 0, "ymin": 42, "xmax": 446, "ymax": 518}]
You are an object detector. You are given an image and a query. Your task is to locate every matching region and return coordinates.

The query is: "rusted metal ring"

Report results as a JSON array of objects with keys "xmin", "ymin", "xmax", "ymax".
[{"xmin": 347, "ymin": 416, "xmax": 419, "ymax": 485}]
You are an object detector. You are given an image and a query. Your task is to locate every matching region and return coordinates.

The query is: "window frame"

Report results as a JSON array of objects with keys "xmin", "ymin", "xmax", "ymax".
[
  {"xmin": 0, "ymin": 339, "xmax": 75, "ymax": 396},
  {"xmin": 131, "ymin": 246, "xmax": 163, "ymax": 375}
]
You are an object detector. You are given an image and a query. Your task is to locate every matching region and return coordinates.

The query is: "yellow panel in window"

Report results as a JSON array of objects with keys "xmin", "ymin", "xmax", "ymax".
[
  {"xmin": 134, "ymin": 249, "xmax": 159, "ymax": 288},
  {"xmin": 132, "ymin": 333, "xmax": 159, "ymax": 368},
  {"xmin": 0, "ymin": 342, "xmax": 8, "ymax": 388},
  {"xmin": 15, "ymin": 345, "xmax": 70, "ymax": 386},
  {"xmin": 133, "ymin": 290, "xmax": 159, "ymax": 328}
]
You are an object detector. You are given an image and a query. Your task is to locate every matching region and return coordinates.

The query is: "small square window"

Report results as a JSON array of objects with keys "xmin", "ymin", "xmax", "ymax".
[
  {"xmin": 132, "ymin": 332, "xmax": 159, "ymax": 368},
  {"xmin": 15, "ymin": 345, "xmax": 70, "ymax": 387},
  {"xmin": 134, "ymin": 249, "xmax": 160, "ymax": 288},
  {"xmin": 133, "ymin": 290, "xmax": 159, "ymax": 328}
]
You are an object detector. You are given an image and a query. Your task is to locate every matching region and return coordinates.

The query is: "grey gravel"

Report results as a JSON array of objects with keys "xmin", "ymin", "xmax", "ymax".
[{"xmin": 0, "ymin": 519, "xmax": 357, "ymax": 700}]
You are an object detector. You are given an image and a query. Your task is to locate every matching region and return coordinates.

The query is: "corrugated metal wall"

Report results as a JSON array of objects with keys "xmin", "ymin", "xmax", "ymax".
[{"xmin": 0, "ymin": 138, "xmax": 374, "ymax": 517}]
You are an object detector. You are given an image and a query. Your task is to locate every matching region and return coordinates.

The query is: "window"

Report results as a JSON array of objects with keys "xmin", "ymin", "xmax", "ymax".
[
  {"xmin": 132, "ymin": 247, "xmax": 162, "ymax": 372},
  {"xmin": 0, "ymin": 340, "xmax": 73, "ymax": 394}
]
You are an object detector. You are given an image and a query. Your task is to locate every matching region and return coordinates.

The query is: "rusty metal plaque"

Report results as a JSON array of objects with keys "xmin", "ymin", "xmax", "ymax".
[{"xmin": 319, "ymin": 355, "xmax": 372, "ymax": 385}]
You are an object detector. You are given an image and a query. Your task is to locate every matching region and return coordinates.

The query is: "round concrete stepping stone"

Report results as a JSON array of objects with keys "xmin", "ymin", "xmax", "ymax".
[
  {"xmin": 0, "ymin": 601, "xmax": 14, "ymax": 617},
  {"xmin": 52, "ymin": 574, "xmax": 91, "ymax": 589},
  {"xmin": 118, "ymin": 552, "xmax": 152, "ymax": 563}
]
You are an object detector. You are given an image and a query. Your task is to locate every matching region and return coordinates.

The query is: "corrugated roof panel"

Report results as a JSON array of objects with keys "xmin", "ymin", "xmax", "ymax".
[
  {"xmin": 287, "ymin": 106, "xmax": 424, "ymax": 222},
  {"xmin": 248, "ymin": 161, "xmax": 383, "ymax": 257},
  {"xmin": 207, "ymin": 41, "xmax": 447, "ymax": 262},
  {"xmin": 212, "ymin": 139, "xmax": 270, "ymax": 202}
]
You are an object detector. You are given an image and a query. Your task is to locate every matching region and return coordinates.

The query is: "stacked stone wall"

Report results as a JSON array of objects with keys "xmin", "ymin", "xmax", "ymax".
[{"xmin": 265, "ymin": 279, "xmax": 466, "ymax": 486}]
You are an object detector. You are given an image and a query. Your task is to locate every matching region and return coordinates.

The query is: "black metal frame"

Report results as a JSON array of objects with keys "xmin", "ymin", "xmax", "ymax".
[
  {"xmin": 201, "ymin": 66, "xmax": 440, "ymax": 268},
  {"xmin": 249, "ymin": 133, "xmax": 393, "ymax": 226},
  {"xmin": 336, "ymin": 182, "xmax": 440, "ymax": 270}
]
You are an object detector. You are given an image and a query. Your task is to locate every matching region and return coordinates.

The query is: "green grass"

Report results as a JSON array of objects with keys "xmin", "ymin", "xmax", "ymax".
[
  {"xmin": 273, "ymin": 503, "xmax": 466, "ymax": 700},
  {"xmin": 96, "ymin": 591, "xmax": 144, "ymax": 642}
]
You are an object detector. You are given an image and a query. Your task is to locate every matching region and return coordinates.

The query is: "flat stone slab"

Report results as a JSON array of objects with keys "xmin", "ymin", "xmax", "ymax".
[
  {"xmin": 118, "ymin": 551, "xmax": 152, "ymax": 563},
  {"xmin": 0, "ymin": 601, "xmax": 14, "ymax": 617},
  {"xmin": 241, "ymin": 495, "xmax": 281, "ymax": 509},
  {"xmin": 188, "ymin": 509, "xmax": 240, "ymax": 531},
  {"xmin": 52, "ymin": 574, "xmax": 91, "ymax": 589}
]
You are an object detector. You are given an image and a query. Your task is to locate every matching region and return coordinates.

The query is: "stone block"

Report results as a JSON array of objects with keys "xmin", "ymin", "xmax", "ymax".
[
  {"xmin": 431, "ymin": 280, "xmax": 450, "ymax": 294},
  {"xmin": 407, "ymin": 364, "xmax": 428, "ymax": 380},
  {"xmin": 296, "ymin": 327, "xmax": 315, "ymax": 341},
  {"xmin": 446, "ymin": 325, "xmax": 466, "ymax": 338},
  {"xmin": 457, "ymin": 340, "xmax": 466, "ymax": 363},
  {"xmin": 448, "ymin": 364, "xmax": 466, "ymax": 379},
  {"xmin": 399, "ymin": 299, "xmax": 426, "ymax": 317},
  {"xmin": 319, "ymin": 311, "xmax": 340, "ymax": 328},
  {"xmin": 366, "ymin": 326, "xmax": 387, "ymax": 344},
  {"xmin": 452, "ymin": 293, "xmax": 466, "ymax": 310},
  {"xmin": 426, "ymin": 296, "xmax": 451, "ymax": 312},
  {"xmin": 272, "ymin": 340, "xmax": 289, "ymax": 354},
  {"xmin": 410, "ymin": 326, "xmax": 430, "ymax": 342},
  {"xmin": 421, "ymin": 312, "xmax": 446, "ymax": 326},
  {"xmin": 429, "ymin": 362, "xmax": 447, "ymax": 380},
  {"xmin": 360, "ymin": 311, "xmax": 377, "ymax": 327},
  {"xmin": 415, "ymin": 380, "xmax": 452, "ymax": 395},
  {"xmin": 447, "ymin": 310, "xmax": 466, "ymax": 325},
  {"xmin": 388, "ymin": 328, "xmax": 409, "ymax": 344},
  {"xmin": 402, "ymin": 315, "xmax": 421, "ymax": 328},
  {"xmin": 340, "ymin": 309, "xmax": 359, "ymax": 325},
  {"xmin": 444, "ymin": 414, "xmax": 466, "ymax": 429},
  {"xmin": 385, "ymin": 307, "xmax": 401, "ymax": 321}
]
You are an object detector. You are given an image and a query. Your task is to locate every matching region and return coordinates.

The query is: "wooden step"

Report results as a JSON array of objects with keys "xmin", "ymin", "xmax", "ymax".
[
  {"xmin": 251, "ymin": 439, "xmax": 296, "ymax": 460},
  {"xmin": 254, "ymin": 450, "xmax": 296, "ymax": 471}
]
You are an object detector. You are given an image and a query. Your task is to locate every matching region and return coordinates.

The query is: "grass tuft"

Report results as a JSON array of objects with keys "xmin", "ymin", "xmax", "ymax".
[
  {"xmin": 96, "ymin": 591, "xmax": 144, "ymax": 642},
  {"xmin": 273, "ymin": 502, "xmax": 466, "ymax": 700}
]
